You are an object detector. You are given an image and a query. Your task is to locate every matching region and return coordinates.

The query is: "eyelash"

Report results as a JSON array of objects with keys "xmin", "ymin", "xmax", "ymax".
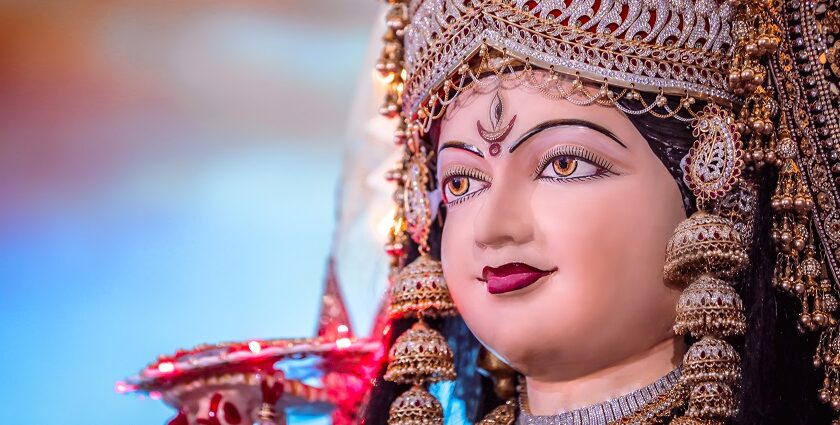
[
  {"xmin": 534, "ymin": 145, "xmax": 616, "ymax": 182},
  {"xmin": 439, "ymin": 147, "xmax": 615, "ymax": 206},
  {"xmin": 440, "ymin": 166, "xmax": 491, "ymax": 206}
]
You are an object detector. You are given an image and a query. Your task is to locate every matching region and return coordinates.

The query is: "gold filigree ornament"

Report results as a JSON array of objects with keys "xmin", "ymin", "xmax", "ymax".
[
  {"xmin": 388, "ymin": 385, "xmax": 444, "ymax": 425},
  {"xmin": 682, "ymin": 105, "xmax": 745, "ymax": 210},
  {"xmin": 664, "ymin": 212, "xmax": 749, "ymax": 283},
  {"xmin": 665, "ymin": 214, "xmax": 747, "ymax": 424},
  {"xmin": 664, "ymin": 95, "xmax": 747, "ymax": 424},
  {"xmin": 384, "ymin": 320, "xmax": 456, "ymax": 425},
  {"xmin": 376, "ymin": 0, "xmax": 408, "ymax": 120},
  {"xmin": 674, "ymin": 276, "xmax": 747, "ymax": 339},
  {"xmin": 396, "ymin": 146, "xmax": 455, "ymax": 321},
  {"xmin": 385, "ymin": 132, "xmax": 456, "ymax": 424},
  {"xmin": 477, "ymin": 399, "xmax": 517, "ymax": 425},
  {"xmin": 681, "ymin": 336, "xmax": 742, "ymax": 420},
  {"xmin": 384, "ymin": 320, "xmax": 456, "ymax": 385},
  {"xmin": 389, "ymin": 255, "xmax": 456, "ymax": 319},
  {"xmin": 388, "ymin": 141, "xmax": 457, "ymax": 420},
  {"xmin": 403, "ymin": 148, "xmax": 432, "ymax": 249}
]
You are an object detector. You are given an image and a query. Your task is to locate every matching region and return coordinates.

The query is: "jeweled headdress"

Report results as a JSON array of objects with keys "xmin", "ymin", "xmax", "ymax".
[{"xmin": 374, "ymin": 0, "xmax": 840, "ymax": 423}]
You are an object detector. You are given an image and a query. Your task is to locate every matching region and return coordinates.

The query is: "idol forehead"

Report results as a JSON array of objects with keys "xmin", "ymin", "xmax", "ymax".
[{"xmin": 438, "ymin": 118, "xmax": 627, "ymax": 160}]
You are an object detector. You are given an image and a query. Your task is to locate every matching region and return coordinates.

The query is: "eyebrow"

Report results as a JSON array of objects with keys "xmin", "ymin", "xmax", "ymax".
[
  {"xmin": 508, "ymin": 119, "xmax": 627, "ymax": 153},
  {"xmin": 439, "ymin": 141, "xmax": 485, "ymax": 158}
]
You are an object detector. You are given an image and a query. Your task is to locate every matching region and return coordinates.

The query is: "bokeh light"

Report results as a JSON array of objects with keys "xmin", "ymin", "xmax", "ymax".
[{"xmin": 0, "ymin": 1, "xmax": 380, "ymax": 424}]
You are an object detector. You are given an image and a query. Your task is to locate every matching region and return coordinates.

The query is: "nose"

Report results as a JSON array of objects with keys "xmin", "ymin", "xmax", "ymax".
[{"xmin": 473, "ymin": 175, "xmax": 535, "ymax": 249}]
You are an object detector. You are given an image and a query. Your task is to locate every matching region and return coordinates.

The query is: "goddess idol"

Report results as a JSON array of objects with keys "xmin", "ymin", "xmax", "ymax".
[{"xmin": 363, "ymin": 0, "xmax": 840, "ymax": 424}]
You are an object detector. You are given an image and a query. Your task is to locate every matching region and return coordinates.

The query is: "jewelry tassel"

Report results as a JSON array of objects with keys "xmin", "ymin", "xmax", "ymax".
[
  {"xmin": 388, "ymin": 385, "xmax": 444, "ymax": 425},
  {"xmin": 667, "ymin": 104, "xmax": 749, "ymax": 424},
  {"xmin": 385, "ymin": 320, "xmax": 456, "ymax": 384},
  {"xmin": 665, "ymin": 213, "xmax": 748, "ymax": 423},
  {"xmin": 766, "ymin": 119, "xmax": 840, "ymax": 416},
  {"xmin": 384, "ymin": 110, "xmax": 456, "ymax": 424},
  {"xmin": 385, "ymin": 318, "xmax": 454, "ymax": 425},
  {"xmin": 376, "ymin": 0, "xmax": 408, "ymax": 119}
]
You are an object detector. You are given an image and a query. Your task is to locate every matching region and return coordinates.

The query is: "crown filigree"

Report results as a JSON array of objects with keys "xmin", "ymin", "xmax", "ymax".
[{"xmin": 400, "ymin": 0, "xmax": 736, "ymax": 120}]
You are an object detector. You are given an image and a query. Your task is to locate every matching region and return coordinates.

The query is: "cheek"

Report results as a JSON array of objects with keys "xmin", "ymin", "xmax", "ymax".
[
  {"xmin": 537, "ymin": 181, "xmax": 671, "ymax": 282},
  {"xmin": 531, "ymin": 174, "xmax": 685, "ymax": 325},
  {"xmin": 441, "ymin": 204, "xmax": 479, "ymax": 293},
  {"xmin": 440, "ymin": 203, "xmax": 501, "ymax": 346},
  {"xmin": 438, "ymin": 169, "xmax": 686, "ymax": 369}
]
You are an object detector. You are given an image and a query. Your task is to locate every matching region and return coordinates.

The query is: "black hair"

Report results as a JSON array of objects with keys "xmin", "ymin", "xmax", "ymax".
[{"xmin": 360, "ymin": 93, "xmax": 834, "ymax": 425}]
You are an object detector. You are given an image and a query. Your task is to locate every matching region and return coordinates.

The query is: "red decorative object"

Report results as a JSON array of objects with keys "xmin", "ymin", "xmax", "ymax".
[
  {"xmin": 118, "ymin": 255, "xmax": 386, "ymax": 424},
  {"xmin": 317, "ymin": 258, "xmax": 354, "ymax": 341},
  {"xmin": 167, "ymin": 410, "xmax": 189, "ymax": 425},
  {"xmin": 260, "ymin": 375, "xmax": 285, "ymax": 406}
]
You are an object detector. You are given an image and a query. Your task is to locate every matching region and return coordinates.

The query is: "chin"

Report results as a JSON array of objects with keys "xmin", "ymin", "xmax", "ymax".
[
  {"xmin": 477, "ymin": 332, "xmax": 565, "ymax": 376},
  {"xmin": 465, "ymin": 307, "xmax": 576, "ymax": 370}
]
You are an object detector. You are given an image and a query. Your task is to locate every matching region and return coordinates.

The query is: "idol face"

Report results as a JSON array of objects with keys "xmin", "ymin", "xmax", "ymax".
[{"xmin": 436, "ymin": 76, "xmax": 687, "ymax": 381}]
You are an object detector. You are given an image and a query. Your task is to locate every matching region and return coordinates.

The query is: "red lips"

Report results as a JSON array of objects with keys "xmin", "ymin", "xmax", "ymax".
[{"xmin": 482, "ymin": 262, "xmax": 555, "ymax": 294}]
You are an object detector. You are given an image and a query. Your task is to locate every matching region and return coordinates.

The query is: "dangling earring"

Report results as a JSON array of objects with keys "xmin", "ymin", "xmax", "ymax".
[
  {"xmin": 390, "ymin": 145, "xmax": 456, "ymax": 319},
  {"xmin": 385, "ymin": 320, "xmax": 456, "ymax": 383},
  {"xmin": 667, "ymin": 105, "xmax": 748, "ymax": 424},
  {"xmin": 388, "ymin": 385, "xmax": 444, "ymax": 425},
  {"xmin": 385, "ymin": 138, "xmax": 457, "ymax": 425},
  {"xmin": 384, "ymin": 318, "xmax": 455, "ymax": 425}
]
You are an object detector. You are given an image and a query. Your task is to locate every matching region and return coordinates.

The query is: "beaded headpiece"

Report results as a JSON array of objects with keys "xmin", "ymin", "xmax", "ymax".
[
  {"xmin": 375, "ymin": 0, "xmax": 840, "ymax": 423},
  {"xmin": 402, "ymin": 0, "xmax": 736, "ymax": 112}
]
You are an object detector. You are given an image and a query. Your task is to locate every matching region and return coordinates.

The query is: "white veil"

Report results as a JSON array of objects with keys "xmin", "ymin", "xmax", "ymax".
[{"xmin": 331, "ymin": 5, "xmax": 401, "ymax": 337}]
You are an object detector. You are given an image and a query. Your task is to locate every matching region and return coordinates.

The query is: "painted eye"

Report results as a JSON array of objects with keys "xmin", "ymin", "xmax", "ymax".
[
  {"xmin": 552, "ymin": 156, "xmax": 578, "ymax": 177},
  {"xmin": 447, "ymin": 176, "xmax": 469, "ymax": 197},
  {"xmin": 540, "ymin": 155, "xmax": 605, "ymax": 181},
  {"xmin": 442, "ymin": 175, "xmax": 488, "ymax": 204}
]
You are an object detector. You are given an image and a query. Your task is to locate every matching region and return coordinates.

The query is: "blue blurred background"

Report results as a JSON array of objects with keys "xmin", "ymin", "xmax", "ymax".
[{"xmin": 0, "ymin": 1, "xmax": 382, "ymax": 424}]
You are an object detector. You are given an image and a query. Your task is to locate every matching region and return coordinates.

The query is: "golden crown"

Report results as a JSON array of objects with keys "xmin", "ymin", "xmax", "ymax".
[{"xmin": 401, "ymin": 0, "xmax": 737, "ymax": 116}]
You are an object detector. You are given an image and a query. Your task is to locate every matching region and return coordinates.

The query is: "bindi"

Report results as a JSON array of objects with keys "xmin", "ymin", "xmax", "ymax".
[{"xmin": 476, "ymin": 90, "xmax": 517, "ymax": 157}]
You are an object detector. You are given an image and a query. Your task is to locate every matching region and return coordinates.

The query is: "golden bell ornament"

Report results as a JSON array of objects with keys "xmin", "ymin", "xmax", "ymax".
[
  {"xmin": 682, "ymin": 336, "xmax": 741, "ymax": 387},
  {"xmin": 674, "ymin": 276, "xmax": 747, "ymax": 338},
  {"xmin": 384, "ymin": 320, "xmax": 456, "ymax": 385},
  {"xmin": 664, "ymin": 212, "xmax": 749, "ymax": 283},
  {"xmin": 389, "ymin": 255, "xmax": 456, "ymax": 319},
  {"xmin": 686, "ymin": 381, "xmax": 738, "ymax": 420},
  {"xmin": 681, "ymin": 336, "xmax": 741, "ymax": 421},
  {"xmin": 388, "ymin": 385, "xmax": 443, "ymax": 425}
]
